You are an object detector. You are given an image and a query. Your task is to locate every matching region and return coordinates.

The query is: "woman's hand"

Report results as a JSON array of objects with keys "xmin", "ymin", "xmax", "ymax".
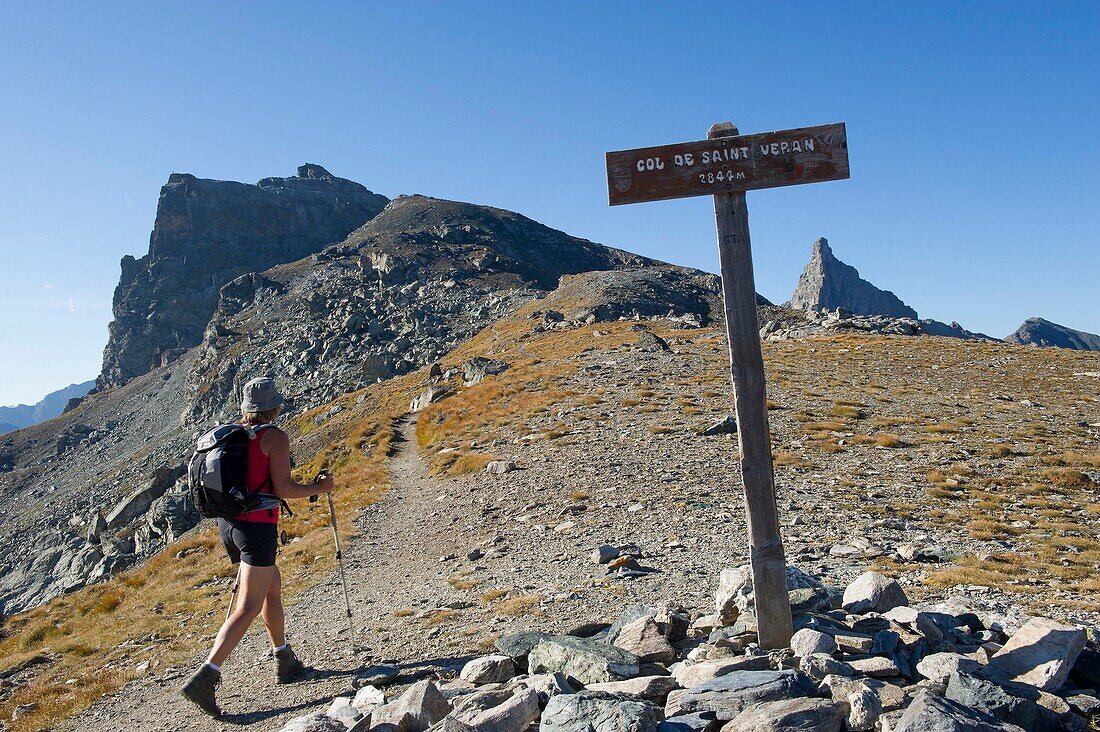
[{"xmin": 314, "ymin": 473, "xmax": 335, "ymax": 495}]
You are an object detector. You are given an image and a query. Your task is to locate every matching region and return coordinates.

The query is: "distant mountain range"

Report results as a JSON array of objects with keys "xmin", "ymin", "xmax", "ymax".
[
  {"xmin": 0, "ymin": 380, "xmax": 94, "ymax": 434},
  {"xmin": 1005, "ymin": 317, "xmax": 1100, "ymax": 350}
]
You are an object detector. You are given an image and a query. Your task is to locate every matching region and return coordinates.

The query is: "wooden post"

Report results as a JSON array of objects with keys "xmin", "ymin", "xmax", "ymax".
[{"xmin": 708, "ymin": 121, "xmax": 793, "ymax": 650}]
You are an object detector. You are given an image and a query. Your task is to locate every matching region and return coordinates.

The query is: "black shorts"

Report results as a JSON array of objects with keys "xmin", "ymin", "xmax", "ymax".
[{"xmin": 218, "ymin": 518, "xmax": 278, "ymax": 567}]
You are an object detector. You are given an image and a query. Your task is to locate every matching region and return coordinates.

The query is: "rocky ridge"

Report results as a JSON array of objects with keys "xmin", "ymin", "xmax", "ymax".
[{"xmin": 1006, "ymin": 318, "xmax": 1100, "ymax": 352}]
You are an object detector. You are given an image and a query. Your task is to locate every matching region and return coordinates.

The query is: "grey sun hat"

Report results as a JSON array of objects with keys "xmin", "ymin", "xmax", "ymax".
[{"xmin": 241, "ymin": 377, "xmax": 284, "ymax": 413}]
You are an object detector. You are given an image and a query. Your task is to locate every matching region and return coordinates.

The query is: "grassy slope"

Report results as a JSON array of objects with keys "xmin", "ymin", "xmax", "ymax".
[{"xmin": 2, "ymin": 314, "xmax": 1098, "ymax": 730}]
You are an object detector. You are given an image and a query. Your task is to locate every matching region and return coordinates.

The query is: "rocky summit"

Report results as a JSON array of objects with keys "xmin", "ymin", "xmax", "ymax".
[
  {"xmin": 788, "ymin": 238, "xmax": 918, "ymax": 320},
  {"xmin": 1006, "ymin": 317, "xmax": 1100, "ymax": 351},
  {"xmin": 97, "ymin": 164, "xmax": 389, "ymax": 390}
]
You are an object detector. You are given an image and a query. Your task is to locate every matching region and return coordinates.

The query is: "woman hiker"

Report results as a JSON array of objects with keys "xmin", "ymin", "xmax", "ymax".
[{"xmin": 181, "ymin": 377, "xmax": 335, "ymax": 717}]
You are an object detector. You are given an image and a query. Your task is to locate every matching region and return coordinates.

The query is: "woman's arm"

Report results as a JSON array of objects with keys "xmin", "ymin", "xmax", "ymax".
[{"xmin": 263, "ymin": 428, "xmax": 335, "ymax": 500}]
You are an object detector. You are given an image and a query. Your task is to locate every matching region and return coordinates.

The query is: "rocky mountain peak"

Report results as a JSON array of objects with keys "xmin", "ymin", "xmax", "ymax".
[
  {"xmin": 788, "ymin": 237, "xmax": 918, "ymax": 319},
  {"xmin": 1005, "ymin": 317, "xmax": 1100, "ymax": 351},
  {"xmin": 97, "ymin": 166, "xmax": 389, "ymax": 390}
]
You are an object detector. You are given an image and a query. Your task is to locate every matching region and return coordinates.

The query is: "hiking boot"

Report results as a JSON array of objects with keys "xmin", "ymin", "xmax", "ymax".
[
  {"xmin": 180, "ymin": 664, "xmax": 221, "ymax": 717},
  {"xmin": 274, "ymin": 644, "xmax": 305, "ymax": 683}
]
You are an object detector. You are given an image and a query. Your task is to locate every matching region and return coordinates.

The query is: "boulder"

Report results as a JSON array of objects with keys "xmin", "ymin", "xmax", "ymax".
[
  {"xmin": 450, "ymin": 687, "xmax": 539, "ymax": 731},
  {"xmin": 721, "ymin": 697, "xmax": 846, "ymax": 731},
  {"xmin": 917, "ymin": 653, "xmax": 980, "ymax": 684},
  {"xmin": 894, "ymin": 688, "xmax": 1025, "ymax": 731},
  {"xmin": 370, "ymin": 680, "xmax": 451, "ymax": 732},
  {"xmin": 105, "ymin": 464, "xmax": 185, "ymax": 529},
  {"xmin": 275, "ymin": 713, "xmax": 349, "ymax": 732},
  {"xmin": 800, "ymin": 653, "xmax": 853, "ymax": 681},
  {"xmin": 674, "ymin": 670, "xmax": 817, "ymax": 721},
  {"xmin": 672, "ymin": 657, "xmax": 772, "ymax": 688},
  {"xmin": 459, "ymin": 654, "xmax": 516, "ymax": 684},
  {"xmin": 484, "ymin": 460, "xmax": 516, "ymax": 474},
  {"xmin": 587, "ymin": 675, "xmax": 680, "ymax": 700},
  {"xmin": 541, "ymin": 690, "xmax": 662, "ymax": 732},
  {"xmin": 354, "ymin": 665, "xmax": 400, "ymax": 688},
  {"xmin": 789, "ymin": 628, "xmax": 837, "ymax": 659},
  {"xmin": 716, "ymin": 564, "xmax": 823, "ymax": 624},
  {"xmin": 495, "ymin": 631, "xmax": 552, "ymax": 670},
  {"xmin": 841, "ymin": 571, "xmax": 908, "ymax": 614},
  {"xmin": 411, "ymin": 386, "xmax": 449, "ymax": 412},
  {"xmin": 462, "ymin": 357, "xmax": 508, "ymax": 385},
  {"xmin": 513, "ymin": 672, "xmax": 575, "ymax": 707},
  {"xmin": 325, "ymin": 697, "xmax": 362, "ymax": 727},
  {"xmin": 352, "ymin": 685, "xmax": 385, "ymax": 713},
  {"xmin": 985, "ymin": 617, "xmax": 1085, "ymax": 691},
  {"xmin": 613, "ymin": 616, "xmax": 677, "ymax": 664},
  {"xmin": 528, "ymin": 635, "xmax": 640, "ymax": 685},
  {"xmin": 658, "ymin": 713, "xmax": 720, "ymax": 732},
  {"xmin": 946, "ymin": 671, "xmax": 1079, "ymax": 732},
  {"xmin": 847, "ymin": 657, "xmax": 900, "ymax": 678}
]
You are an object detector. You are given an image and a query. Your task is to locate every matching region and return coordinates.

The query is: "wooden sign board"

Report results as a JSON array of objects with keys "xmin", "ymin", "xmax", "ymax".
[{"xmin": 606, "ymin": 122, "xmax": 848, "ymax": 206}]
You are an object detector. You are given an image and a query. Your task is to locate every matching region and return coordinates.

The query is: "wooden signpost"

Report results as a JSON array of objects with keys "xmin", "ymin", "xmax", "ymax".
[{"xmin": 605, "ymin": 121, "xmax": 849, "ymax": 649}]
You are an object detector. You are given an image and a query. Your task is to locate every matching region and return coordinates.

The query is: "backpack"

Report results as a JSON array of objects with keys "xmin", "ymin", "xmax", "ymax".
[{"xmin": 188, "ymin": 423, "xmax": 284, "ymax": 519}]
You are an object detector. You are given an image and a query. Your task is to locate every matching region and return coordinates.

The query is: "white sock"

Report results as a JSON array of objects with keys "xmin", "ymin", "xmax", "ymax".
[
  {"xmin": 204, "ymin": 661, "xmax": 221, "ymax": 673},
  {"xmin": 273, "ymin": 644, "xmax": 288, "ymax": 653}
]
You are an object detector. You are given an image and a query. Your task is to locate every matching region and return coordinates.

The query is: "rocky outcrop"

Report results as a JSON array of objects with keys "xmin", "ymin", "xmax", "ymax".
[
  {"xmin": 97, "ymin": 164, "xmax": 388, "ymax": 390},
  {"xmin": 1005, "ymin": 317, "xmax": 1100, "ymax": 351},
  {"xmin": 788, "ymin": 238, "xmax": 918, "ymax": 319}
]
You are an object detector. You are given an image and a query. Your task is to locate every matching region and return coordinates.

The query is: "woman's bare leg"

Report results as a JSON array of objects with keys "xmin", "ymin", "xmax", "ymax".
[
  {"xmin": 260, "ymin": 565, "xmax": 285, "ymax": 648},
  {"xmin": 208, "ymin": 563, "xmax": 275, "ymax": 667}
]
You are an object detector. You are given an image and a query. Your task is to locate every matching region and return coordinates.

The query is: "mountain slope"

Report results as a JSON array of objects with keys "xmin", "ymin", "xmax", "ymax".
[
  {"xmin": 1006, "ymin": 317, "xmax": 1100, "ymax": 350},
  {"xmin": 0, "ymin": 380, "xmax": 94, "ymax": 435}
]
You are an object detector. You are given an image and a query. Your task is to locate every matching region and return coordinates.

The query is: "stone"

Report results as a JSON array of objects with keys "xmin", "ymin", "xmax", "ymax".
[
  {"xmin": 716, "ymin": 564, "xmax": 823, "ymax": 624},
  {"xmin": 1070, "ymin": 646, "xmax": 1100, "ymax": 690},
  {"xmin": 658, "ymin": 712, "xmax": 720, "ymax": 732},
  {"xmin": 593, "ymin": 545, "xmax": 621, "ymax": 564},
  {"xmin": 800, "ymin": 653, "xmax": 853, "ymax": 681},
  {"xmin": 883, "ymin": 606, "xmax": 944, "ymax": 642},
  {"xmin": 459, "ymin": 654, "xmax": 516, "ymax": 684},
  {"xmin": 917, "ymin": 653, "xmax": 980, "ymax": 684},
  {"xmin": 495, "ymin": 631, "xmax": 552, "ymax": 670},
  {"xmin": 354, "ymin": 665, "xmax": 400, "ymax": 688},
  {"xmin": 787, "ymin": 587, "xmax": 831, "ymax": 615},
  {"xmin": 946, "ymin": 671, "xmax": 1078, "ymax": 732},
  {"xmin": 411, "ymin": 386, "xmax": 449, "ymax": 412},
  {"xmin": 513, "ymin": 672, "xmax": 575, "ymax": 707},
  {"xmin": 527, "ymin": 635, "xmax": 640, "ymax": 685},
  {"xmin": 450, "ymin": 687, "xmax": 540, "ymax": 731},
  {"xmin": 787, "ymin": 237, "xmax": 918, "ymax": 319},
  {"xmin": 541, "ymin": 690, "xmax": 662, "ymax": 732},
  {"xmin": 720, "ymin": 697, "xmax": 846, "ymax": 731},
  {"xmin": 352, "ymin": 685, "xmax": 385, "ymax": 713},
  {"xmin": 326, "ymin": 697, "xmax": 362, "ymax": 727},
  {"xmin": 275, "ymin": 713, "xmax": 349, "ymax": 732},
  {"xmin": 895, "ymin": 688, "xmax": 1025, "ymax": 731},
  {"xmin": 985, "ymin": 616, "xmax": 1086, "ymax": 691},
  {"xmin": 848, "ymin": 657, "xmax": 900, "ymax": 678},
  {"xmin": 841, "ymin": 571, "xmax": 909, "ymax": 614},
  {"xmin": 484, "ymin": 460, "xmax": 516, "ymax": 474},
  {"xmin": 105, "ymin": 464, "xmax": 186, "ymax": 530},
  {"xmin": 674, "ymin": 670, "xmax": 817, "ymax": 721},
  {"xmin": 831, "ymin": 632, "xmax": 874, "ymax": 654},
  {"xmin": 462, "ymin": 356, "xmax": 508, "ymax": 385},
  {"xmin": 613, "ymin": 616, "xmax": 678, "ymax": 664},
  {"xmin": 700, "ymin": 416, "xmax": 737, "ymax": 436},
  {"xmin": 370, "ymin": 680, "xmax": 450, "ymax": 732},
  {"xmin": 638, "ymin": 330, "xmax": 671, "ymax": 352},
  {"xmin": 672, "ymin": 657, "xmax": 772, "ymax": 688},
  {"xmin": 587, "ymin": 675, "xmax": 680, "ymax": 700}
]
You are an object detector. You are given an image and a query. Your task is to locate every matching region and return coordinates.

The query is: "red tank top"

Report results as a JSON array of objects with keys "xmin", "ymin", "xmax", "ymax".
[{"xmin": 238, "ymin": 425, "xmax": 279, "ymax": 523}]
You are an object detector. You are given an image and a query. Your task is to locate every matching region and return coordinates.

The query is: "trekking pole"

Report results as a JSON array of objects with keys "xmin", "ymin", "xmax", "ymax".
[
  {"xmin": 226, "ymin": 565, "xmax": 241, "ymax": 622},
  {"xmin": 311, "ymin": 471, "xmax": 355, "ymax": 648}
]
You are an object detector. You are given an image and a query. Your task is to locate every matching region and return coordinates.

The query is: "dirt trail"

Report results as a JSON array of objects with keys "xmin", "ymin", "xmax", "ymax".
[{"xmin": 72, "ymin": 415, "xmax": 472, "ymax": 732}]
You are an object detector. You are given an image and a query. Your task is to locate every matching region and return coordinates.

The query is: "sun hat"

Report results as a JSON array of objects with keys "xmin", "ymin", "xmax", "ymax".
[{"xmin": 241, "ymin": 377, "xmax": 284, "ymax": 413}]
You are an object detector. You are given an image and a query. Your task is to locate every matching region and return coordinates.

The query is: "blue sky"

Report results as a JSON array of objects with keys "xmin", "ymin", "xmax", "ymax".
[{"xmin": 1, "ymin": 2, "xmax": 1097, "ymax": 406}]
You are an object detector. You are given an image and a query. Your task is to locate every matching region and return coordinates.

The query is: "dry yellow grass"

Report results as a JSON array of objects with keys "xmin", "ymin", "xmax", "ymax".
[{"xmin": 496, "ymin": 594, "xmax": 541, "ymax": 616}]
